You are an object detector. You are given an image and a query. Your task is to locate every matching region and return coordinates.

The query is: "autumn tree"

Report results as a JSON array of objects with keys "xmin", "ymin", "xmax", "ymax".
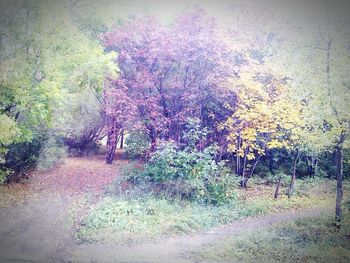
[
  {"xmin": 102, "ymin": 9, "xmax": 238, "ymax": 163},
  {"xmin": 222, "ymin": 62, "xmax": 305, "ymax": 187},
  {"xmin": 311, "ymin": 20, "xmax": 350, "ymax": 222},
  {"xmin": 264, "ymin": 1, "xmax": 350, "ymax": 219}
]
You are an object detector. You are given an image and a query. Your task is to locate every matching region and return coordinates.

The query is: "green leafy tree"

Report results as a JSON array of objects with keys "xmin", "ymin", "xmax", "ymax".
[{"xmin": 0, "ymin": 0, "xmax": 118, "ymax": 181}]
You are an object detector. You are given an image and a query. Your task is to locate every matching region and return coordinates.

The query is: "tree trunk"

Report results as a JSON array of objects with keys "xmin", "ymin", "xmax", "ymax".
[
  {"xmin": 274, "ymin": 176, "xmax": 282, "ymax": 199},
  {"xmin": 240, "ymin": 149, "xmax": 248, "ymax": 187},
  {"xmin": 119, "ymin": 130, "xmax": 124, "ymax": 149},
  {"xmin": 150, "ymin": 135, "xmax": 157, "ymax": 152},
  {"xmin": 236, "ymin": 135, "xmax": 241, "ymax": 176},
  {"xmin": 105, "ymin": 116, "xmax": 119, "ymax": 164},
  {"xmin": 242, "ymin": 154, "xmax": 261, "ymax": 188},
  {"xmin": 249, "ymin": 154, "xmax": 261, "ymax": 177},
  {"xmin": 288, "ymin": 149, "xmax": 300, "ymax": 198},
  {"xmin": 145, "ymin": 123, "xmax": 157, "ymax": 154},
  {"xmin": 269, "ymin": 152, "xmax": 274, "ymax": 173},
  {"xmin": 314, "ymin": 158, "xmax": 318, "ymax": 176},
  {"xmin": 335, "ymin": 133, "xmax": 345, "ymax": 222},
  {"xmin": 307, "ymin": 156, "xmax": 312, "ymax": 175},
  {"xmin": 106, "ymin": 131, "xmax": 118, "ymax": 164}
]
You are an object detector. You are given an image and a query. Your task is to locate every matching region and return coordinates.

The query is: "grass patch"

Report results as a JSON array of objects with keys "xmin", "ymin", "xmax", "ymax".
[
  {"xmin": 192, "ymin": 214, "xmax": 350, "ymax": 263},
  {"xmin": 76, "ymin": 197, "xmax": 241, "ymax": 244},
  {"xmin": 238, "ymin": 178, "xmax": 342, "ymax": 214},
  {"xmin": 75, "ymin": 178, "xmax": 347, "ymax": 244}
]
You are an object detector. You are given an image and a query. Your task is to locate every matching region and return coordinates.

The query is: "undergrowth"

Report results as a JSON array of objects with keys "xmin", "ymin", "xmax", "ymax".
[
  {"xmin": 76, "ymin": 196, "xmax": 241, "ymax": 244},
  {"xmin": 75, "ymin": 178, "xmax": 345, "ymax": 244},
  {"xmin": 193, "ymin": 213, "xmax": 350, "ymax": 263}
]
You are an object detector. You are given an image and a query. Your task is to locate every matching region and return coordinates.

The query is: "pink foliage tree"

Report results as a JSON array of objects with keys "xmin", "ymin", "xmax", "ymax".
[{"xmin": 102, "ymin": 9, "xmax": 240, "ymax": 163}]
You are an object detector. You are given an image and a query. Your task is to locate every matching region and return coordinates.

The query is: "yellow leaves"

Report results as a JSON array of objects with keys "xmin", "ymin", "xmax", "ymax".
[
  {"xmin": 241, "ymin": 128, "xmax": 257, "ymax": 141},
  {"xmin": 246, "ymin": 152, "xmax": 255, "ymax": 160},
  {"xmin": 290, "ymin": 134, "xmax": 300, "ymax": 141},
  {"xmin": 237, "ymin": 149, "xmax": 245, "ymax": 157},
  {"xmin": 257, "ymin": 148, "xmax": 265, "ymax": 155},
  {"xmin": 267, "ymin": 140, "xmax": 283, "ymax": 149},
  {"xmin": 227, "ymin": 144, "xmax": 237, "ymax": 152},
  {"xmin": 222, "ymin": 70, "xmax": 306, "ymax": 157}
]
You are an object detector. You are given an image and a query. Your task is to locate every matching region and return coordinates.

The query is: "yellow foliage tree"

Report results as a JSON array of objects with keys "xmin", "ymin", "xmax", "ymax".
[{"xmin": 221, "ymin": 64, "xmax": 305, "ymax": 187}]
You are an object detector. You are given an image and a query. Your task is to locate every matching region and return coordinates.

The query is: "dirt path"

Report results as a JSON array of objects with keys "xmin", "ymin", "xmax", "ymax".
[
  {"xmin": 0, "ymin": 155, "xmax": 127, "ymax": 263},
  {"xmin": 0, "ymin": 156, "xmax": 332, "ymax": 263},
  {"xmin": 0, "ymin": 192, "xmax": 76, "ymax": 262}
]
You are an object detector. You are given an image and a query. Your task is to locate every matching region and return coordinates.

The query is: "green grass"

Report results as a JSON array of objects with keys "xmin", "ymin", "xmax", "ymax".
[
  {"xmin": 192, "ymin": 214, "xmax": 350, "ymax": 263},
  {"xmin": 75, "ymin": 178, "xmax": 348, "ymax": 244},
  {"xmin": 76, "ymin": 197, "xmax": 242, "ymax": 244}
]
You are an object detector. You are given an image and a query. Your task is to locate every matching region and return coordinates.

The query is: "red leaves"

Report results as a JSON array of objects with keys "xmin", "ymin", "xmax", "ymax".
[
  {"xmin": 103, "ymin": 9, "xmax": 239, "ymax": 145},
  {"xmin": 30, "ymin": 156, "xmax": 128, "ymax": 195}
]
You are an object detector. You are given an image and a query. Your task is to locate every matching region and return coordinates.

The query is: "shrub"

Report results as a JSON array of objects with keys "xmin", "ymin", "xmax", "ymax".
[
  {"xmin": 315, "ymin": 168, "xmax": 327, "ymax": 178},
  {"xmin": 68, "ymin": 141, "xmax": 103, "ymax": 157},
  {"xmin": 120, "ymin": 119, "xmax": 238, "ymax": 204},
  {"xmin": 3, "ymin": 139, "xmax": 43, "ymax": 182},
  {"xmin": 128, "ymin": 141, "xmax": 238, "ymax": 204},
  {"xmin": 36, "ymin": 138, "xmax": 67, "ymax": 171},
  {"xmin": 124, "ymin": 130, "xmax": 150, "ymax": 159},
  {"xmin": 0, "ymin": 169, "xmax": 9, "ymax": 184}
]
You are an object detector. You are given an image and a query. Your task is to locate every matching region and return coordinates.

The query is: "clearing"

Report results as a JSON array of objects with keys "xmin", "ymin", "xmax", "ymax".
[{"xmin": 0, "ymin": 155, "xmax": 340, "ymax": 263}]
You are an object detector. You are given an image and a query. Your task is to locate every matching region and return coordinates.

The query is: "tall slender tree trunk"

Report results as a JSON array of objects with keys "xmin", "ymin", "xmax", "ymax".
[
  {"xmin": 269, "ymin": 152, "xmax": 274, "ymax": 173},
  {"xmin": 243, "ymin": 142, "xmax": 265, "ymax": 187},
  {"xmin": 314, "ymin": 158, "xmax": 318, "ymax": 176},
  {"xmin": 119, "ymin": 130, "xmax": 124, "ymax": 149},
  {"xmin": 105, "ymin": 116, "xmax": 119, "ymax": 164},
  {"xmin": 249, "ymin": 154, "xmax": 261, "ymax": 177},
  {"xmin": 307, "ymin": 156, "xmax": 312, "ymax": 175},
  {"xmin": 106, "ymin": 131, "xmax": 118, "ymax": 164},
  {"xmin": 240, "ymin": 148, "xmax": 248, "ymax": 187},
  {"xmin": 144, "ymin": 123, "xmax": 157, "ymax": 158},
  {"xmin": 242, "ymin": 154, "xmax": 261, "ymax": 188},
  {"xmin": 150, "ymin": 136, "xmax": 157, "ymax": 152},
  {"xmin": 288, "ymin": 149, "xmax": 300, "ymax": 198},
  {"xmin": 236, "ymin": 135, "xmax": 241, "ymax": 176},
  {"xmin": 274, "ymin": 176, "xmax": 282, "ymax": 199},
  {"xmin": 335, "ymin": 133, "xmax": 345, "ymax": 222}
]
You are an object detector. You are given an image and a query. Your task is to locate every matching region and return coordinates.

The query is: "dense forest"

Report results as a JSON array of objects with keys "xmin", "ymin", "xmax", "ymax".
[{"xmin": 0, "ymin": 0, "xmax": 349, "ymax": 262}]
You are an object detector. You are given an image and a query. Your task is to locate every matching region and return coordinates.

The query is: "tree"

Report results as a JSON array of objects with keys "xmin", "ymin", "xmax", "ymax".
[
  {"xmin": 0, "ymin": 0, "xmax": 118, "ymax": 179},
  {"xmin": 222, "ymin": 64, "xmax": 305, "ymax": 187},
  {"xmin": 268, "ymin": 1, "xmax": 350, "ymax": 220},
  {"xmin": 102, "ymin": 8, "xmax": 238, "ymax": 163}
]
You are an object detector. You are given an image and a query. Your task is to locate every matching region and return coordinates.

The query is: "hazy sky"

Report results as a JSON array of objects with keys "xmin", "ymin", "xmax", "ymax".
[{"xmin": 102, "ymin": 0, "xmax": 350, "ymax": 22}]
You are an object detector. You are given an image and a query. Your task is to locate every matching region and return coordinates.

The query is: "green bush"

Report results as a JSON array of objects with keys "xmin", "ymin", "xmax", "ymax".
[
  {"xmin": 315, "ymin": 168, "xmax": 327, "ymax": 178},
  {"xmin": 3, "ymin": 138, "xmax": 43, "ymax": 182},
  {"xmin": 117, "ymin": 119, "xmax": 238, "ymax": 204},
  {"xmin": 124, "ymin": 130, "xmax": 150, "ymax": 159},
  {"xmin": 128, "ymin": 141, "xmax": 238, "ymax": 204},
  {"xmin": 0, "ymin": 169, "xmax": 9, "ymax": 184},
  {"xmin": 36, "ymin": 138, "xmax": 67, "ymax": 171},
  {"xmin": 68, "ymin": 141, "xmax": 103, "ymax": 157}
]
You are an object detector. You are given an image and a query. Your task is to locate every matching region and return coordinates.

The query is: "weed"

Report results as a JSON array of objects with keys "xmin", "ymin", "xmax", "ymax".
[
  {"xmin": 76, "ymin": 179, "xmax": 348, "ymax": 244},
  {"xmin": 194, "ymin": 214, "xmax": 350, "ymax": 263}
]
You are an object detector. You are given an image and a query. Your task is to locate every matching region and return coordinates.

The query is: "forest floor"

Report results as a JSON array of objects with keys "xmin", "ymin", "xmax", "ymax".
[{"xmin": 0, "ymin": 154, "xmax": 342, "ymax": 263}]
